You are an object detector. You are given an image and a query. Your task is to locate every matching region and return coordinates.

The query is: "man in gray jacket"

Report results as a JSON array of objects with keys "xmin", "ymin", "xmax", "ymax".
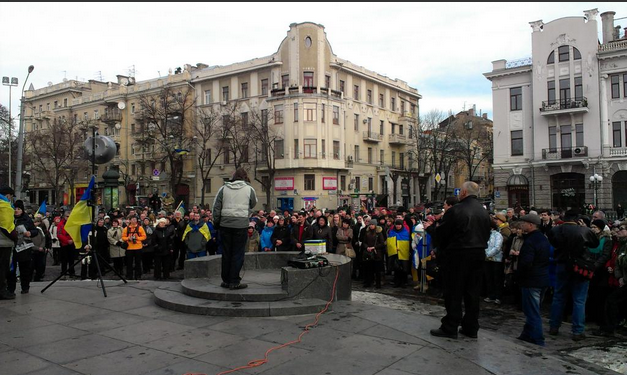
[{"xmin": 213, "ymin": 168, "xmax": 257, "ymax": 290}]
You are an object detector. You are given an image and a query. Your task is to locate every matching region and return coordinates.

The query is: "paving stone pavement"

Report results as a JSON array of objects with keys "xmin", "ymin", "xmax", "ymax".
[{"xmin": 0, "ymin": 277, "xmax": 623, "ymax": 375}]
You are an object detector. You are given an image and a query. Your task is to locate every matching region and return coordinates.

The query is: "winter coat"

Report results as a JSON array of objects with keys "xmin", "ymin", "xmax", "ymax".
[
  {"xmin": 271, "ymin": 224, "xmax": 291, "ymax": 252},
  {"xmin": 142, "ymin": 224, "xmax": 154, "ymax": 253},
  {"xmin": 485, "ymin": 229, "xmax": 504, "ymax": 262},
  {"xmin": 360, "ymin": 226, "xmax": 385, "ymax": 261},
  {"xmin": 585, "ymin": 230, "xmax": 613, "ymax": 271},
  {"xmin": 94, "ymin": 225, "xmax": 109, "ymax": 256},
  {"xmin": 335, "ymin": 227, "xmax": 353, "ymax": 256},
  {"xmin": 311, "ymin": 223, "xmax": 333, "ymax": 253},
  {"xmin": 547, "ymin": 222, "xmax": 599, "ymax": 264},
  {"xmin": 246, "ymin": 230, "xmax": 261, "ymax": 252},
  {"xmin": 614, "ymin": 239, "xmax": 627, "ymax": 281},
  {"xmin": 212, "ymin": 180, "xmax": 258, "ymax": 229},
  {"xmin": 435, "ymin": 195, "xmax": 491, "ymax": 254},
  {"xmin": 122, "ymin": 223, "xmax": 147, "ymax": 251},
  {"xmin": 14, "ymin": 212, "xmax": 38, "ymax": 262},
  {"xmin": 56, "ymin": 218, "xmax": 73, "ymax": 247},
  {"xmin": 107, "ymin": 226, "xmax": 125, "ymax": 258},
  {"xmin": 516, "ymin": 229, "xmax": 551, "ymax": 288},
  {"xmin": 260, "ymin": 226, "xmax": 275, "ymax": 251},
  {"xmin": 49, "ymin": 223, "xmax": 61, "ymax": 249},
  {"xmin": 183, "ymin": 221, "xmax": 209, "ymax": 253},
  {"xmin": 152, "ymin": 225, "xmax": 174, "ymax": 256}
]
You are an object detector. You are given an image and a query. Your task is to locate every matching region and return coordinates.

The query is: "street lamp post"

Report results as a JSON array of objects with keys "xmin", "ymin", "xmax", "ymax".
[
  {"xmin": 589, "ymin": 172, "xmax": 603, "ymax": 209},
  {"xmin": 15, "ymin": 65, "xmax": 35, "ymax": 199},
  {"xmin": 2, "ymin": 76, "xmax": 18, "ymax": 188}
]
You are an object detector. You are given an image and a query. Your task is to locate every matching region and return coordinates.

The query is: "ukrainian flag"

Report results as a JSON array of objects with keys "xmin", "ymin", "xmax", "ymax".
[
  {"xmin": 0, "ymin": 193, "xmax": 15, "ymax": 233},
  {"xmin": 182, "ymin": 221, "xmax": 211, "ymax": 241},
  {"xmin": 36, "ymin": 199, "xmax": 47, "ymax": 216},
  {"xmin": 175, "ymin": 148, "xmax": 190, "ymax": 156},
  {"xmin": 65, "ymin": 176, "xmax": 95, "ymax": 249}
]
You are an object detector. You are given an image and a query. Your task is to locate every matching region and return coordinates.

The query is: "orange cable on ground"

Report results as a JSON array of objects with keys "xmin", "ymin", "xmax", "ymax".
[{"xmin": 212, "ymin": 265, "xmax": 341, "ymax": 375}]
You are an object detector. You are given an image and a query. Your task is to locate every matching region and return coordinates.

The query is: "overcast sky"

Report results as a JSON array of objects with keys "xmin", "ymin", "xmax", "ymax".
[{"xmin": 0, "ymin": 2, "xmax": 622, "ymax": 123}]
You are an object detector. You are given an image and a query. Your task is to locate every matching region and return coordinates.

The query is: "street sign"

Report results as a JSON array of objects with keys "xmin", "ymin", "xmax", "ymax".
[
  {"xmin": 495, "ymin": 191, "xmax": 501, "ymax": 198},
  {"xmin": 454, "ymin": 188, "xmax": 460, "ymax": 196},
  {"xmin": 435, "ymin": 173, "xmax": 441, "ymax": 184},
  {"xmin": 152, "ymin": 169, "xmax": 160, "ymax": 176}
]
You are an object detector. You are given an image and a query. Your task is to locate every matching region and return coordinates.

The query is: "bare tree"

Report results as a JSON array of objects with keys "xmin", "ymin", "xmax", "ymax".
[
  {"xmin": 450, "ymin": 116, "xmax": 493, "ymax": 183},
  {"xmin": 25, "ymin": 113, "xmax": 89, "ymax": 206},
  {"xmin": 420, "ymin": 110, "xmax": 459, "ymax": 201},
  {"xmin": 135, "ymin": 85, "xmax": 195, "ymax": 195},
  {"xmin": 218, "ymin": 103, "xmax": 251, "ymax": 170},
  {"xmin": 0, "ymin": 104, "xmax": 13, "ymax": 187},
  {"xmin": 192, "ymin": 105, "xmax": 226, "ymax": 207},
  {"xmin": 248, "ymin": 106, "xmax": 280, "ymax": 209}
]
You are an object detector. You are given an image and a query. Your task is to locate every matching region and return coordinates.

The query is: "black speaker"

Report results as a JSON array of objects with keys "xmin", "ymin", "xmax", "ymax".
[{"xmin": 84, "ymin": 135, "xmax": 117, "ymax": 164}]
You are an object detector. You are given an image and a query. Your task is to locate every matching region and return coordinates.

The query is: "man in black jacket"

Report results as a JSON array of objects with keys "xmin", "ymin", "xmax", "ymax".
[
  {"xmin": 516, "ymin": 214, "xmax": 551, "ymax": 346},
  {"xmin": 547, "ymin": 209, "xmax": 599, "ymax": 341},
  {"xmin": 430, "ymin": 181, "xmax": 491, "ymax": 339}
]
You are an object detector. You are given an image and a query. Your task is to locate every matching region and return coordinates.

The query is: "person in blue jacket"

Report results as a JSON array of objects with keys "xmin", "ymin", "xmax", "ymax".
[{"xmin": 260, "ymin": 220, "xmax": 275, "ymax": 252}]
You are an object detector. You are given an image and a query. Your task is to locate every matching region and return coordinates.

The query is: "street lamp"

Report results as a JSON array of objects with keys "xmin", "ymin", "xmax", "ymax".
[
  {"xmin": 589, "ymin": 173, "xmax": 603, "ymax": 209},
  {"xmin": 2, "ymin": 76, "xmax": 18, "ymax": 188},
  {"xmin": 15, "ymin": 65, "xmax": 34, "ymax": 199}
]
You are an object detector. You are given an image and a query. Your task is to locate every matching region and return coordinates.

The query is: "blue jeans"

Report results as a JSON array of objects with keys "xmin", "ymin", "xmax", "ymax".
[
  {"xmin": 549, "ymin": 263, "xmax": 590, "ymax": 335},
  {"xmin": 187, "ymin": 251, "xmax": 207, "ymax": 259},
  {"xmin": 520, "ymin": 287, "xmax": 546, "ymax": 346}
]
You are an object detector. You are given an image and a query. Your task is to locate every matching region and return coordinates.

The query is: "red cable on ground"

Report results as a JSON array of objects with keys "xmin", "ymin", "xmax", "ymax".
[{"xmin": 210, "ymin": 265, "xmax": 341, "ymax": 375}]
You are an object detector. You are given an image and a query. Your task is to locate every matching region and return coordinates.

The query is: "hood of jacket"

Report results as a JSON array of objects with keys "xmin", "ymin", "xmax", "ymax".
[{"xmin": 225, "ymin": 180, "xmax": 249, "ymax": 190}]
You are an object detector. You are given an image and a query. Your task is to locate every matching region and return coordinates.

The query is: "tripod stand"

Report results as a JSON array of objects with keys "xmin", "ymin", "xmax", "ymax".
[{"xmin": 41, "ymin": 125, "xmax": 127, "ymax": 297}]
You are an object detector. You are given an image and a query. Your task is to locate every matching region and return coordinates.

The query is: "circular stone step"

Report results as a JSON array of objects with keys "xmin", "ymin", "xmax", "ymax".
[{"xmin": 181, "ymin": 276, "xmax": 288, "ymax": 302}]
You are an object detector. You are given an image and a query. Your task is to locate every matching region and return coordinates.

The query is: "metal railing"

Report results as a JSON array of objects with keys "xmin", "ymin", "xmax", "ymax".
[
  {"xmin": 542, "ymin": 146, "xmax": 588, "ymax": 160},
  {"xmin": 540, "ymin": 97, "xmax": 587, "ymax": 112},
  {"xmin": 362, "ymin": 131, "xmax": 383, "ymax": 141}
]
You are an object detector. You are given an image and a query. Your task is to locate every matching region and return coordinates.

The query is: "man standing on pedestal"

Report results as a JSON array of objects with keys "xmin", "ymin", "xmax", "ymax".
[
  {"xmin": 430, "ymin": 181, "xmax": 491, "ymax": 339},
  {"xmin": 212, "ymin": 168, "xmax": 257, "ymax": 290}
]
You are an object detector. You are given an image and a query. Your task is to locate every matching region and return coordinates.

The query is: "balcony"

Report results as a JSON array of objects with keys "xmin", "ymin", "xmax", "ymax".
[
  {"xmin": 100, "ymin": 111, "xmax": 122, "ymax": 125},
  {"xmin": 362, "ymin": 131, "xmax": 382, "ymax": 143},
  {"xmin": 388, "ymin": 133, "xmax": 408, "ymax": 145},
  {"xmin": 542, "ymin": 146, "xmax": 588, "ymax": 160},
  {"xmin": 540, "ymin": 97, "xmax": 588, "ymax": 115},
  {"xmin": 270, "ymin": 87, "xmax": 286, "ymax": 97},
  {"xmin": 609, "ymin": 147, "xmax": 627, "ymax": 157}
]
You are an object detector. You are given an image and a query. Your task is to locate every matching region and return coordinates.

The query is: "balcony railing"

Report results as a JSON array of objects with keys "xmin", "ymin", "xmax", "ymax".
[
  {"xmin": 388, "ymin": 133, "xmax": 408, "ymax": 145},
  {"xmin": 540, "ymin": 97, "xmax": 588, "ymax": 113},
  {"xmin": 362, "ymin": 131, "xmax": 383, "ymax": 142},
  {"xmin": 100, "ymin": 112, "xmax": 122, "ymax": 124},
  {"xmin": 609, "ymin": 147, "xmax": 627, "ymax": 156},
  {"xmin": 542, "ymin": 146, "xmax": 588, "ymax": 160}
]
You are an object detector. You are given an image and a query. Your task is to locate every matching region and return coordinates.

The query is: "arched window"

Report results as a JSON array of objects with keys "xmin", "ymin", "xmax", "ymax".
[
  {"xmin": 558, "ymin": 46, "xmax": 569, "ymax": 62},
  {"xmin": 547, "ymin": 51, "xmax": 555, "ymax": 64},
  {"xmin": 573, "ymin": 47, "xmax": 582, "ymax": 60}
]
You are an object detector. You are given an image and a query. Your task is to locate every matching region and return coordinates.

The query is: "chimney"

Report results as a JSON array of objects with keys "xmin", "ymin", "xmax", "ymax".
[
  {"xmin": 482, "ymin": 113, "xmax": 488, "ymax": 120},
  {"xmin": 472, "ymin": 104, "xmax": 477, "ymax": 117},
  {"xmin": 601, "ymin": 11, "xmax": 616, "ymax": 44}
]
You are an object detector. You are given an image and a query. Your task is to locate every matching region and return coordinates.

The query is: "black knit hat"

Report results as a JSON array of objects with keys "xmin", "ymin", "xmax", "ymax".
[
  {"xmin": 591, "ymin": 219, "xmax": 607, "ymax": 230},
  {"xmin": 14, "ymin": 200, "xmax": 25, "ymax": 211}
]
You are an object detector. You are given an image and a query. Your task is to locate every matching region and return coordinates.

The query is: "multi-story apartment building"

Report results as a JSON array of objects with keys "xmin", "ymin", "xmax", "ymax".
[
  {"xmin": 485, "ymin": 9, "xmax": 627, "ymax": 213},
  {"xmin": 21, "ymin": 22, "xmax": 421, "ymax": 212}
]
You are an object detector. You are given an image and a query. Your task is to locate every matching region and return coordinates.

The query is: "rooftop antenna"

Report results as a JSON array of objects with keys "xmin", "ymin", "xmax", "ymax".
[
  {"xmin": 95, "ymin": 71, "xmax": 103, "ymax": 81},
  {"xmin": 62, "ymin": 70, "xmax": 67, "ymax": 79}
]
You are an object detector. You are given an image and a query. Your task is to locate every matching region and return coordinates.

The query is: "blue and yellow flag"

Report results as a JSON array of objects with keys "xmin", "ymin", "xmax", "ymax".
[
  {"xmin": 174, "ymin": 148, "xmax": 190, "ymax": 156},
  {"xmin": 65, "ymin": 176, "xmax": 95, "ymax": 249},
  {"xmin": 182, "ymin": 222, "xmax": 211, "ymax": 241},
  {"xmin": 176, "ymin": 200, "xmax": 185, "ymax": 215},
  {"xmin": 35, "ymin": 199, "xmax": 47, "ymax": 216},
  {"xmin": 0, "ymin": 193, "xmax": 15, "ymax": 233}
]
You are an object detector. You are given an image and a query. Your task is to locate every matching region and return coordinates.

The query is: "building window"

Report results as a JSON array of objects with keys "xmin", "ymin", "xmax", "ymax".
[
  {"xmin": 94, "ymin": 110, "xmax": 99, "ymax": 119},
  {"xmin": 131, "ymin": 164, "xmax": 136, "ymax": 175},
  {"xmin": 576, "ymin": 123, "xmax": 584, "ymax": 147},
  {"xmin": 63, "ymin": 98, "xmax": 68, "ymax": 107},
  {"xmin": 261, "ymin": 109, "xmax": 268, "ymax": 126},
  {"xmin": 304, "ymin": 72, "xmax": 314, "ymax": 87},
  {"xmin": 400, "ymin": 152, "xmax": 405, "ymax": 169},
  {"xmin": 399, "ymin": 124, "xmax": 404, "ymax": 135},
  {"xmin": 339, "ymin": 80, "xmax": 345, "ymax": 94},
  {"xmin": 294, "ymin": 139, "xmax": 299, "ymax": 159},
  {"xmin": 401, "ymin": 101, "xmax": 406, "ymax": 114},
  {"xmin": 558, "ymin": 45, "xmax": 569, "ymax": 62},
  {"xmin": 561, "ymin": 125, "xmax": 572, "ymax": 151},
  {"xmin": 379, "ymin": 93, "xmax": 384, "ymax": 107},
  {"xmin": 54, "ymin": 101, "xmax": 58, "ymax": 109},
  {"xmin": 559, "ymin": 78, "xmax": 570, "ymax": 101},
  {"xmin": 275, "ymin": 139, "xmax": 284, "ymax": 158},
  {"xmin": 333, "ymin": 141, "xmax": 340, "ymax": 159},
  {"xmin": 613, "ymin": 122, "xmax": 621, "ymax": 147},
  {"xmin": 354, "ymin": 114, "xmax": 359, "ymax": 131},
  {"xmin": 353, "ymin": 85, "xmax": 360, "ymax": 100},
  {"xmin": 222, "ymin": 86, "xmax": 229, "ymax": 102},
  {"xmin": 367, "ymin": 89, "xmax": 372, "ymax": 104},
  {"xmin": 321, "ymin": 103, "xmax": 325, "ymax": 123},
  {"xmin": 241, "ymin": 112, "xmax": 248, "ymax": 129},
  {"xmin": 203, "ymin": 178, "xmax": 212, "ymax": 194},
  {"xmin": 510, "ymin": 87, "xmax": 522, "ymax": 111},
  {"xmin": 275, "ymin": 105, "xmax": 284, "ymax": 124},
  {"xmin": 47, "ymin": 103, "xmax": 50, "ymax": 111},
  {"xmin": 355, "ymin": 177, "xmax": 361, "ymax": 192},
  {"xmin": 325, "ymin": 75, "xmax": 330, "ymax": 88},
  {"xmin": 611, "ymin": 75, "xmax": 620, "ymax": 99},
  {"xmin": 548, "ymin": 81, "xmax": 555, "ymax": 104},
  {"xmin": 391, "ymin": 151, "xmax": 396, "ymax": 167},
  {"xmin": 241, "ymin": 145, "xmax": 249, "ymax": 162},
  {"xmin": 368, "ymin": 177, "xmax": 374, "ymax": 192},
  {"xmin": 282, "ymin": 75, "xmax": 289, "ymax": 89},
  {"xmin": 224, "ymin": 146, "xmax": 230, "ymax": 164},
  {"xmin": 549, "ymin": 126, "xmax": 557, "ymax": 150},
  {"xmin": 332, "ymin": 105, "xmax": 339, "ymax": 125},
  {"xmin": 511, "ymin": 130, "xmax": 523, "ymax": 155},
  {"xmin": 241, "ymin": 83, "xmax": 248, "ymax": 98},
  {"xmin": 624, "ymin": 74, "xmax": 627, "ymax": 98},
  {"xmin": 204, "ymin": 90, "xmax": 211, "ymax": 104},
  {"xmin": 391, "ymin": 97, "xmax": 396, "ymax": 111},
  {"xmin": 321, "ymin": 139, "xmax": 326, "ymax": 158},
  {"xmin": 354, "ymin": 145, "xmax": 360, "ymax": 161},
  {"xmin": 39, "ymin": 104, "xmax": 42, "ymax": 113},
  {"xmin": 367, "ymin": 147, "xmax": 373, "ymax": 164},
  {"xmin": 547, "ymin": 51, "xmax": 555, "ymax": 64},
  {"xmin": 294, "ymin": 103, "xmax": 299, "ymax": 122},
  {"xmin": 574, "ymin": 77, "xmax": 583, "ymax": 100},
  {"xmin": 131, "ymin": 104, "xmax": 135, "ymax": 114},
  {"xmin": 261, "ymin": 176, "xmax": 269, "ymax": 192},
  {"xmin": 304, "ymin": 104, "xmax": 316, "ymax": 121},
  {"xmin": 340, "ymin": 175, "xmax": 346, "ymax": 191},
  {"xmin": 391, "ymin": 122, "xmax": 396, "ymax": 134},
  {"xmin": 304, "ymin": 174, "xmax": 315, "ymax": 190},
  {"xmin": 304, "ymin": 139, "xmax": 317, "ymax": 158},
  {"xmin": 261, "ymin": 79, "xmax": 268, "ymax": 95},
  {"xmin": 574, "ymin": 47, "xmax": 582, "ymax": 60},
  {"xmin": 380, "ymin": 120, "xmax": 384, "ymax": 135},
  {"xmin": 380, "ymin": 149, "xmax": 384, "ymax": 164},
  {"xmin": 131, "ymin": 123, "xmax": 136, "ymax": 133}
]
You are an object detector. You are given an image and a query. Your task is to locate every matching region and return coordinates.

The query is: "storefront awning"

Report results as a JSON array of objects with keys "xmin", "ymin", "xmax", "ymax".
[{"xmin": 507, "ymin": 174, "xmax": 529, "ymax": 186}]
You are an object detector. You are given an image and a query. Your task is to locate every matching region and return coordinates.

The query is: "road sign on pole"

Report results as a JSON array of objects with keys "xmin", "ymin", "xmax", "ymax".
[
  {"xmin": 435, "ymin": 173, "xmax": 441, "ymax": 184},
  {"xmin": 454, "ymin": 188, "xmax": 460, "ymax": 196}
]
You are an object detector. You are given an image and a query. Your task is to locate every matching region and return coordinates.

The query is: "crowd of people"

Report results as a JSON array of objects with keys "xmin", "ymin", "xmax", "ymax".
[{"xmin": 1, "ymin": 179, "xmax": 626, "ymax": 348}]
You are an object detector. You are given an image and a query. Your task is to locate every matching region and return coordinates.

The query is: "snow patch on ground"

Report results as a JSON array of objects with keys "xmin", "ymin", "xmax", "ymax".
[
  {"xmin": 352, "ymin": 291, "xmax": 446, "ymax": 316},
  {"xmin": 567, "ymin": 344, "xmax": 627, "ymax": 374}
]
